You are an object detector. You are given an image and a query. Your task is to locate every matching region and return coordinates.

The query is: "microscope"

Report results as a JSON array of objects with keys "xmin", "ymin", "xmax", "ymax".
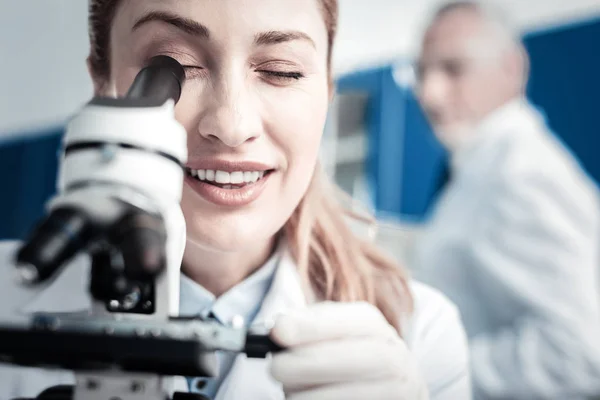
[{"xmin": 0, "ymin": 56, "xmax": 280, "ymax": 400}]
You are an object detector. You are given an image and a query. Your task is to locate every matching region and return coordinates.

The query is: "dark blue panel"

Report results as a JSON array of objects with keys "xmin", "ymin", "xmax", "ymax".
[
  {"xmin": 336, "ymin": 65, "xmax": 446, "ymax": 220},
  {"xmin": 524, "ymin": 17, "xmax": 600, "ymax": 185},
  {"xmin": 399, "ymin": 91, "xmax": 447, "ymax": 218},
  {"xmin": 335, "ymin": 67, "xmax": 387, "ymax": 208},
  {"xmin": 0, "ymin": 130, "xmax": 63, "ymax": 240},
  {"xmin": 375, "ymin": 68, "xmax": 405, "ymax": 213},
  {"xmin": 365, "ymin": 78, "xmax": 383, "ymax": 206},
  {"xmin": 336, "ymin": 67, "xmax": 387, "ymax": 92},
  {"xmin": 0, "ymin": 141, "xmax": 23, "ymax": 238}
]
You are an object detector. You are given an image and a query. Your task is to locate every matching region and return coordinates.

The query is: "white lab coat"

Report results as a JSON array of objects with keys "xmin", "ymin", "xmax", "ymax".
[
  {"xmin": 0, "ymin": 239, "xmax": 472, "ymax": 400},
  {"xmin": 412, "ymin": 98, "xmax": 600, "ymax": 399}
]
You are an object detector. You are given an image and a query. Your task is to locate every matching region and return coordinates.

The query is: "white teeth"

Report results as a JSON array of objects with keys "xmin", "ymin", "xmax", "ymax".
[
  {"xmin": 230, "ymin": 171, "xmax": 244, "ymax": 184},
  {"xmin": 188, "ymin": 168, "xmax": 269, "ymax": 184},
  {"xmin": 215, "ymin": 170, "xmax": 230, "ymax": 184},
  {"xmin": 206, "ymin": 170, "xmax": 215, "ymax": 181}
]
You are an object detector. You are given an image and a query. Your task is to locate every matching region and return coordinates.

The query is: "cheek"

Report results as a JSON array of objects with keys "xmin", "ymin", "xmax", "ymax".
[
  {"xmin": 173, "ymin": 86, "xmax": 204, "ymax": 135},
  {"xmin": 263, "ymin": 82, "xmax": 329, "ymax": 178},
  {"xmin": 450, "ymin": 78, "xmax": 481, "ymax": 118},
  {"xmin": 462, "ymin": 74, "xmax": 495, "ymax": 108}
]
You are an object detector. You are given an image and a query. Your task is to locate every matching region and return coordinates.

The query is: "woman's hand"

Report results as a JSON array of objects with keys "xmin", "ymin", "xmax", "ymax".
[{"xmin": 269, "ymin": 301, "xmax": 429, "ymax": 400}]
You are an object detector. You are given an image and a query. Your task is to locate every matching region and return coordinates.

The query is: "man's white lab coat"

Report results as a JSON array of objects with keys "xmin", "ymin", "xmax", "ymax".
[{"xmin": 412, "ymin": 97, "xmax": 600, "ymax": 399}]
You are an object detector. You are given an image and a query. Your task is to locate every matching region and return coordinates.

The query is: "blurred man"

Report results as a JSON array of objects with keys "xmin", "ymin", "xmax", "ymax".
[{"xmin": 412, "ymin": 1, "xmax": 600, "ymax": 399}]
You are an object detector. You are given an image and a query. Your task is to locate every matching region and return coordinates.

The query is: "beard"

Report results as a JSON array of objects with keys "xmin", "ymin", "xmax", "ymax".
[{"xmin": 432, "ymin": 121, "xmax": 478, "ymax": 152}]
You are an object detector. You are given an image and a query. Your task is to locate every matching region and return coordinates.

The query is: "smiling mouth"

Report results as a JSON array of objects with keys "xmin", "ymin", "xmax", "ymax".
[{"xmin": 185, "ymin": 168, "xmax": 275, "ymax": 189}]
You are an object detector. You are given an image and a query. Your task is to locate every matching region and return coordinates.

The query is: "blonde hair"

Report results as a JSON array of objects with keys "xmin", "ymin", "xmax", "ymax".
[
  {"xmin": 89, "ymin": 0, "xmax": 414, "ymax": 334},
  {"xmin": 285, "ymin": 166, "xmax": 413, "ymax": 334}
]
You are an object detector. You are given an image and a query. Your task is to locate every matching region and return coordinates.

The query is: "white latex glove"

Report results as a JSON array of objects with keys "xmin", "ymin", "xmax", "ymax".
[{"xmin": 269, "ymin": 301, "xmax": 429, "ymax": 400}]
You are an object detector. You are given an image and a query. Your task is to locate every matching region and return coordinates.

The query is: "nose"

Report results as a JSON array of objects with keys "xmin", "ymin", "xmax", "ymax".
[
  {"xmin": 196, "ymin": 74, "xmax": 262, "ymax": 148},
  {"xmin": 417, "ymin": 69, "xmax": 449, "ymax": 115}
]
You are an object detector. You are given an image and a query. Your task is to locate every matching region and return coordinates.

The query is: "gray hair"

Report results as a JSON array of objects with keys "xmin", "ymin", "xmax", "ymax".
[{"xmin": 429, "ymin": 1, "xmax": 524, "ymax": 54}]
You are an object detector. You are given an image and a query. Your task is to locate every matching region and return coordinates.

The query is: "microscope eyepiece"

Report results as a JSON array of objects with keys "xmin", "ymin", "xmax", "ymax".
[{"xmin": 126, "ymin": 55, "xmax": 186, "ymax": 104}]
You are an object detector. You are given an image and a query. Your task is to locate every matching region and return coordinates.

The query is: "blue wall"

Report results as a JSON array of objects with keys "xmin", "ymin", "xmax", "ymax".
[{"xmin": 1, "ymin": 16, "xmax": 600, "ymax": 239}]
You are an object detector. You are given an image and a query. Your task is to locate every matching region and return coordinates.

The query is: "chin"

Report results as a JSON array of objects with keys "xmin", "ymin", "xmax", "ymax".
[
  {"xmin": 186, "ymin": 216, "xmax": 277, "ymax": 254},
  {"xmin": 180, "ymin": 191, "xmax": 281, "ymax": 255},
  {"xmin": 433, "ymin": 123, "xmax": 476, "ymax": 151}
]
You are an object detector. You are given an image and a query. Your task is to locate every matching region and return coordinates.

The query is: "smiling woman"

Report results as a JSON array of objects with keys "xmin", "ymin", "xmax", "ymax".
[
  {"xmin": 0, "ymin": 1, "xmax": 472, "ymax": 399},
  {"xmin": 100, "ymin": 0, "xmax": 338, "ymax": 301}
]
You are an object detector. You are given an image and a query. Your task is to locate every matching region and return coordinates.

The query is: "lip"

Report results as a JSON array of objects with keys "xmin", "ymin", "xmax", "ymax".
[
  {"xmin": 186, "ymin": 159, "xmax": 275, "ymax": 173},
  {"xmin": 185, "ymin": 171, "xmax": 273, "ymax": 207}
]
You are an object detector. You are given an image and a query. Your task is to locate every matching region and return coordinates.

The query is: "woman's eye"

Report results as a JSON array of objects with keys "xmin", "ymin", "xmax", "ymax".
[
  {"xmin": 182, "ymin": 66, "xmax": 205, "ymax": 79},
  {"xmin": 259, "ymin": 70, "xmax": 304, "ymax": 82}
]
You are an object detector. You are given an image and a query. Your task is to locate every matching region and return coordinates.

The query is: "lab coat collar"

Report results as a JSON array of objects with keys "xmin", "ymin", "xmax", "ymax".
[
  {"xmin": 450, "ymin": 96, "xmax": 546, "ymax": 174},
  {"xmin": 210, "ymin": 242, "xmax": 312, "ymax": 400},
  {"xmin": 251, "ymin": 241, "xmax": 313, "ymax": 327},
  {"xmin": 172, "ymin": 239, "xmax": 311, "ymax": 400},
  {"xmin": 178, "ymin": 241, "xmax": 280, "ymax": 326}
]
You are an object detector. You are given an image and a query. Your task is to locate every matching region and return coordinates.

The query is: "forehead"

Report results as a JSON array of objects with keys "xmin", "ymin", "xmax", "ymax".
[
  {"xmin": 420, "ymin": 9, "xmax": 486, "ymax": 59},
  {"xmin": 113, "ymin": 0, "xmax": 328, "ymax": 47}
]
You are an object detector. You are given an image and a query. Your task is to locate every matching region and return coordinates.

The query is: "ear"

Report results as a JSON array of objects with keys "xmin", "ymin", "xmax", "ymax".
[
  {"xmin": 503, "ymin": 45, "xmax": 529, "ymax": 89},
  {"xmin": 518, "ymin": 45, "xmax": 530, "ymax": 87},
  {"xmin": 328, "ymin": 79, "xmax": 337, "ymax": 104},
  {"xmin": 86, "ymin": 55, "xmax": 109, "ymax": 96}
]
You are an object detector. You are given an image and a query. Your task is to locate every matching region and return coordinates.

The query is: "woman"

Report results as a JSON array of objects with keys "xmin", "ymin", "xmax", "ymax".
[{"xmin": 0, "ymin": 0, "xmax": 471, "ymax": 399}]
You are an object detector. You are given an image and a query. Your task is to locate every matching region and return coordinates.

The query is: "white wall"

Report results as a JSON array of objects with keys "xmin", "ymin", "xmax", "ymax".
[
  {"xmin": 1, "ymin": 0, "xmax": 600, "ymax": 137},
  {"xmin": 0, "ymin": 1, "xmax": 92, "ymax": 137}
]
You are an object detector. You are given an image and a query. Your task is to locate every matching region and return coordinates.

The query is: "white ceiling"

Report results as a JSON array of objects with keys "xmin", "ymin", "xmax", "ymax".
[
  {"xmin": 333, "ymin": 0, "xmax": 600, "ymax": 75},
  {"xmin": 1, "ymin": 0, "xmax": 600, "ymax": 136}
]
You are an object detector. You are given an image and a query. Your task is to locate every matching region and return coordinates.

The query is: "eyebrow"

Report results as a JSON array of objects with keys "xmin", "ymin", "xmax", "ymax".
[
  {"xmin": 132, "ymin": 11, "xmax": 210, "ymax": 38},
  {"xmin": 132, "ymin": 11, "xmax": 314, "ymax": 49},
  {"xmin": 254, "ymin": 30, "xmax": 316, "ymax": 48}
]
